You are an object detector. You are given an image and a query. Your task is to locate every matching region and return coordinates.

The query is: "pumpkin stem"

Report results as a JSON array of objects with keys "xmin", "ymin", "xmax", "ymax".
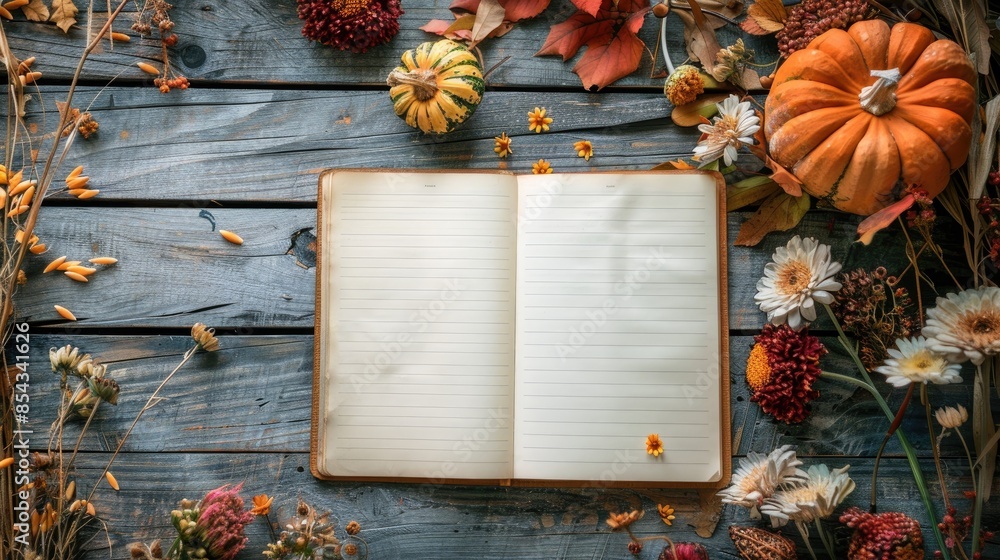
[
  {"xmin": 386, "ymin": 69, "xmax": 439, "ymax": 102},
  {"xmin": 859, "ymin": 68, "xmax": 902, "ymax": 116}
]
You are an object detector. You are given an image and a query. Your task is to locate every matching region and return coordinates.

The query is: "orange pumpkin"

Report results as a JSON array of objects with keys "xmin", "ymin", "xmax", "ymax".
[{"xmin": 764, "ymin": 20, "xmax": 976, "ymax": 216}]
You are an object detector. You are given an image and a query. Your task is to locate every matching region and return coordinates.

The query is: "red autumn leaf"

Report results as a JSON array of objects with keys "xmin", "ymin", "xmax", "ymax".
[
  {"xmin": 449, "ymin": 0, "xmax": 549, "ymax": 21},
  {"xmin": 766, "ymin": 156, "xmax": 803, "ymax": 197},
  {"xmin": 570, "ymin": 0, "xmax": 603, "ymax": 16},
  {"xmin": 420, "ymin": 17, "xmax": 474, "ymax": 40},
  {"xmin": 856, "ymin": 194, "xmax": 915, "ymax": 245},
  {"xmin": 537, "ymin": 0, "xmax": 651, "ymax": 90}
]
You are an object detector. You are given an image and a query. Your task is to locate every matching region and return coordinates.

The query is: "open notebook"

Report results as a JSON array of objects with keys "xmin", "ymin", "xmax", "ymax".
[{"xmin": 312, "ymin": 169, "xmax": 730, "ymax": 487}]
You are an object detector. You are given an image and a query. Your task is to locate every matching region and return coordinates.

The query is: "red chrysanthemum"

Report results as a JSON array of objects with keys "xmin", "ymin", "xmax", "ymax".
[
  {"xmin": 745, "ymin": 324, "xmax": 826, "ymax": 424},
  {"xmin": 840, "ymin": 507, "xmax": 925, "ymax": 560},
  {"xmin": 297, "ymin": 0, "xmax": 403, "ymax": 54}
]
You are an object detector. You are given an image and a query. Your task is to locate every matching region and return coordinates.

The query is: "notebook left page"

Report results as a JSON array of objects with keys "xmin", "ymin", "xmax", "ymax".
[{"xmin": 316, "ymin": 170, "xmax": 517, "ymax": 481}]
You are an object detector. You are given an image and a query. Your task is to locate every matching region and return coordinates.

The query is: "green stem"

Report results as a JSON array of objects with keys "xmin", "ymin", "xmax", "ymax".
[
  {"xmin": 795, "ymin": 521, "xmax": 818, "ymax": 560},
  {"xmin": 821, "ymin": 304, "xmax": 950, "ymax": 560},
  {"xmin": 815, "ymin": 519, "xmax": 836, "ymax": 558}
]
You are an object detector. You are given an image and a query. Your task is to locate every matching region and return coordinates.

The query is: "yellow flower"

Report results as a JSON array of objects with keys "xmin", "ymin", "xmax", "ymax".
[
  {"xmin": 532, "ymin": 159, "xmax": 553, "ymax": 174},
  {"xmin": 494, "ymin": 132, "xmax": 513, "ymax": 158},
  {"xmin": 528, "ymin": 107, "xmax": 552, "ymax": 133},
  {"xmin": 606, "ymin": 509, "xmax": 642, "ymax": 530},
  {"xmin": 573, "ymin": 140, "xmax": 593, "ymax": 161},
  {"xmin": 657, "ymin": 504, "xmax": 676, "ymax": 526},
  {"xmin": 251, "ymin": 494, "xmax": 273, "ymax": 516},
  {"xmin": 664, "ymin": 65, "xmax": 705, "ymax": 106},
  {"xmin": 645, "ymin": 433, "xmax": 664, "ymax": 457}
]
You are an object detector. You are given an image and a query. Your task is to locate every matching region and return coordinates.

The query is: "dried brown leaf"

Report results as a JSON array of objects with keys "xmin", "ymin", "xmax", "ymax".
[
  {"xmin": 21, "ymin": 0, "xmax": 47, "ymax": 21},
  {"xmin": 675, "ymin": 0, "xmax": 723, "ymax": 75},
  {"xmin": 742, "ymin": 0, "xmax": 785, "ymax": 34},
  {"xmin": 727, "ymin": 176, "xmax": 780, "ymax": 211},
  {"xmin": 469, "ymin": 0, "xmax": 506, "ymax": 49},
  {"xmin": 49, "ymin": 0, "xmax": 77, "ymax": 33},
  {"xmin": 930, "ymin": 0, "xmax": 990, "ymax": 74},
  {"xmin": 670, "ymin": 93, "xmax": 727, "ymax": 127},
  {"xmin": 734, "ymin": 191, "xmax": 809, "ymax": 246}
]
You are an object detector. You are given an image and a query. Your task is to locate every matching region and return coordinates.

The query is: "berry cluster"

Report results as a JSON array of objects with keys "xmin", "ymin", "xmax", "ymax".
[
  {"xmin": 931, "ymin": 502, "xmax": 994, "ymax": 559},
  {"xmin": 840, "ymin": 507, "xmax": 924, "ymax": 560},
  {"xmin": 776, "ymin": 0, "xmax": 868, "ymax": 57},
  {"xmin": 905, "ymin": 185, "xmax": 936, "ymax": 232},
  {"xmin": 154, "ymin": 76, "xmax": 189, "ymax": 94},
  {"xmin": 977, "ymin": 172, "xmax": 1000, "ymax": 268},
  {"xmin": 832, "ymin": 267, "xmax": 917, "ymax": 371}
]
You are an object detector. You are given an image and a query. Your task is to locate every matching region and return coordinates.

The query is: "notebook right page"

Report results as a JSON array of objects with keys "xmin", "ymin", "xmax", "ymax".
[{"xmin": 513, "ymin": 172, "xmax": 725, "ymax": 484}]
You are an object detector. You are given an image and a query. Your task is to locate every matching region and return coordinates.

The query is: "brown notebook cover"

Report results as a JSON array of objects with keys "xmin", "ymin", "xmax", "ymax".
[{"xmin": 311, "ymin": 169, "xmax": 730, "ymax": 488}]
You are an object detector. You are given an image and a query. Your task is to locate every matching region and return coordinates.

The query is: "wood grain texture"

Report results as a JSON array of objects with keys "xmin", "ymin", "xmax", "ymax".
[
  {"xmin": 1, "ymin": 0, "xmax": 777, "ymax": 89},
  {"xmin": 15, "ymin": 206, "xmax": 928, "ymax": 330},
  {"xmin": 63, "ymin": 452, "xmax": 996, "ymax": 559},
  {"xmin": 27, "ymin": 334, "xmax": 993, "ymax": 461}
]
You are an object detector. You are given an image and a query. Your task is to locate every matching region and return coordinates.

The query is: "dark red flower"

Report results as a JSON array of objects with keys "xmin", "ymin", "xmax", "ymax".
[
  {"xmin": 840, "ymin": 507, "xmax": 925, "ymax": 560},
  {"xmin": 745, "ymin": 324, "xmax": 826, "ymax": 424},
  {"xmin": 297, "ymin": 0, "xmax": 403, "ymax": 53},
  {"xmin": 658, "ymin": 542, "xmax": 709, "ymax": 560}
]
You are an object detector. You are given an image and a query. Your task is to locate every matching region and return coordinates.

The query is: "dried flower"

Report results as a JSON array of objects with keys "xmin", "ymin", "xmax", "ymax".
[
  {"xmin": 606, "ymin": 509, "xmax": 642, "ymax": 530},
  {"xmin": 664, "ymin": 65, "xmax": 705, "ymax": 106},
  {"xmin": 528, "ymin": 107, "xmax": 553, "ymax": 133},
  {"xmin": 745, "ymin": 325, "xmax": 826, "ymax": 424},
  {"xmin": 755, "ymin": 236, "xmax": 842, "ymax": 330},
  {"xmin": 343, "ymin": 542, "xmax": 359, "ymax": 556},
  {"xmin": 263, "ymin": 500, "xmax": 340, "ymax": 559},
  {"xmin": 646, "ymin": 433, "xmax": 664, "ymax": 457},
  {"xmin": 192, "ymin": 323, "xmax": 220, "ymax": 352},
  {"xmin": 729, "ymin": 526, "xmax": 797, "ymax": 560},
  {"xmin": 628, "ymin": 541, "xmax": 643, "ymax": 554},
  {"xmin": 532, "ymin": 159, "xmax": 553, "ymax": 175},
  {"xmin": 923, "ymin": 286, "xmax": 1000, "ymax": 365},
  {"xmin": 49, "ymin": 345, "xmax": 95, "ymax": 384},
  {"xmin": 88, "ymin": 376, "xmax": 121, "ymax": 405},
  {"xmin": 718, "ymin": 445, "xmax": 806, "ymax": 512},
  {"xmin": 711, "ymin": 39, "xmax": 752, "ymax": 83},
  {"xmin": 761, "ymin": 464, "xmax": 855, "ymax": 528},
  {"xmin": 494, "ymin": 132, "xmax": 513, "ymax": 158},
  {"xmin": 345, "ymin": 520, "xmax": 361, "ymax": 535},
  {"xmin": 875, "ymin": 337, "xmax": 962, "ymax": 387},
  {"xmin": 573, "ymin": 140, "xmax": 593, "ymax": 161},
  {"xmin": 935, "ymin": 404, "xmax": 968, "ymax": 429},
  {"xmin": 776, "ymin": 0, "xmax": 868, "ymax": 57},
  {"xmin": 832, "ymin": 268, "xmax": 917, "ymax": 370},
  {"xmin": 658, "ymin": 542, "xmax": 709, "ymax": 560},
  {"xmin": 250, "ymin": 494, "xmax": 273, "ymax": 516},
  {"xmin": 657, "ymin": 504, "xmax": 676, "ymax": 525},
  {"xmin": 692, "ymin": 95, "xmax": 760, "ymax": 167},
  {"xmin": 172, "ymin": 485, "xmax": 254, "ymax": 560},
  {"xmin": 840, "ymin": 507, "xmax": 924, "ymax": 560},
  {"xmin": 297, "ymin": 0, "xmax": 403, "ymax": 53}
]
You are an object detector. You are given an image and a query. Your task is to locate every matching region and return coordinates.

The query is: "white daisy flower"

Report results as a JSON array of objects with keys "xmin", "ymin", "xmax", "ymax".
[
  {"xmin": 922, "ymin": 286, "xmax": 1000, "ymax": 365},
  {"xmin": 875, "ymin": 336, "xmax": 962, "ymax": 387},
  {"xmin": 935, "ymin": 404, "xmax": 968, "ymax": 429},
  {"xmin": 754, "ymin": 236, "xmax": 843, "ymax": 330},
  {"xmin": 717, "ymin": 445, "xmax": 807, "ymax": 514},
  {"xmin": 692, "ymin": 94, "xmax": 760, "ymax": 167},
  {"xmin": 760, "ymin": 464, "xmax": 855, "ymax": 528}
]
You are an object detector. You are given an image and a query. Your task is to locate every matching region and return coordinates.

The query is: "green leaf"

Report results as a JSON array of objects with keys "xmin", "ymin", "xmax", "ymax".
[
  {"xmin": 727, "ymin": 176, "xmax": 780, "ymax": 212},
  {"xmin": 734, "ymin": 191, "xmax": 809, "ymax": 246}
]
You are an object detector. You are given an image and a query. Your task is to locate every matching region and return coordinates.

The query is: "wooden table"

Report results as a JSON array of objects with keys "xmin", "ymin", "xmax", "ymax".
[{"xmin": 8, "ymin": 1, "xmax": 998, "ymax": 557}]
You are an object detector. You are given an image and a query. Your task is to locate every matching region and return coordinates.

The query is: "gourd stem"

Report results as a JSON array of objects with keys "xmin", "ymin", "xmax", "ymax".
[
  {"xmin": 859, "ymin": 68, "xmax": 902, "ymax": 116},
  {"xmin": 386, "ymin": 69, "xmax": 438, "ymax": 102}
]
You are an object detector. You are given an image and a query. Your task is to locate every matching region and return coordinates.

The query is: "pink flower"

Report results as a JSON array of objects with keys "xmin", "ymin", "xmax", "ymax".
[{"xmin": 198, "ymin": 484, "xmax": 255, "ymax": 560}]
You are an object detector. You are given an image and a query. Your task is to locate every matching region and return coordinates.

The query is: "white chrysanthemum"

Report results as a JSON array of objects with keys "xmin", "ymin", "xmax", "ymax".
[
  {"xmin": 923, "ymin": 286, "xmax": 1000, "ymax": 365},
  {"xmin": 760, "ymin": 464, "xmax": 855, "ymax": 527},
  {"xmin": 875, "ymin": 336, "xmax": 963, "ymax": 387},
  {"xmin": 692, "ymin": 94, "xmax": 760, "ymax": 167},
  {"xmin": 717, "ymin": 445, "xmax": 806, "ymax": 513},
  {"xmin": 935, "ymin": 404, "xmax": 968, "ymax": 429},
  {"xmin": 754, "ymin": 236, "xmax": 842, "ymax": 330}
]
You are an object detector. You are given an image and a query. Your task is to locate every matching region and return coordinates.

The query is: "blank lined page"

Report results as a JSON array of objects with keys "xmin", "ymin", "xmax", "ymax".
[
  {"xmin": 318, "ymin": 171, "xmax": 517, "ymax": 480},
  {"xmin": 512, "ymin": 172, "xmax": 723, "ymax": 483}
]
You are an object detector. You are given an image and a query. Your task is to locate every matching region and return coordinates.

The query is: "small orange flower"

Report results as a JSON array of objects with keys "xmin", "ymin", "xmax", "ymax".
[
  {"xmin": 657, "ymin": 504, "xmax": 676, "ymax": 526},
  {"xmin": 573, "ymin": 140, "xmax": 593, "ymax": 161},
  {"xmin": 250, "ymin": 494, "xmax": 273, "ymax": 516},
  {"xmin": 645, "ymin": 433, "xmax": 664, "ymax": 457},
  {"xmin": 494, "ymin": 132, "xmax": 513, "ymax": 158},
  {"xmin": 532, "ymin": 159, "xmax": 553, "ymax": 174},
  {"xmin": 606, "ymin": 509, "xmax": 642, "ymax": 530},
  {"xmin": 528, "ymin": 107, "xmax": 553, "ymax": 133}
]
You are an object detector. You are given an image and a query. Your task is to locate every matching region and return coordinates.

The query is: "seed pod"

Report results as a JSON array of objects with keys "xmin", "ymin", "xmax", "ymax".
[
  {"xmin": 220, "ymin": 230, "xmax": 244, "ymax": 245},
  {"xmin": 57, "ymin": 260, "xmax": 81, "ymax": 270},
  {"xmin": 65, "ymin": 480, "xmax": 76, "ymax": 501},
  {"xmin": 66, "ymin": 266, "xmax": 97, "ymax": 276},
  {"xmin": 3, "ymin": 0, "xmax": 29, "ymax": 9},
  {"xmin": 109, "ymin": 31, "xmax": 131, "ymax": 42},
  {"xmin": 18, "ymin": 185, "xmax": 34, "ymax": 206},
  {"xmin": 44, "ymin": 256, "xmax": 67, "ymax": 273},
  {"xmin": 0, "ymin": 457, "xmax": 13, "ymax": 469},
  {"xmin": 89, "ymin": 257, "xmax": 118, "ymax": 265},
  {"xmin": 9, "ymin": 179, "xmax": 35, "ymax": 196},
  {"xmin": 0, "ymin": 6, "xmax": 12, "ymax": 20},
  {"xmin": 64, "ymin": 271, "xmax": 88, "ymax": 282},
  {"xmin": 68, "ymin": 189, "xmax": 87, "ymax": 197},
  {"xmin": 16, "ymin": 57, "xmax": 35, "ymax": 73},
  {"xmin": 65, "ymin": 176, "xmax": 89, "ymax": 189},
  {"xmin": 54, "ymin": 305, "xmax": 77, "ymax": 321},
  {"xmin": 77, "ymin": 189, "xmax": 100, "ymax": 199},
  {"xmin": 105, "ymin": 471, "xmax": 120, "ymax": 491},
  {"xmin": 29, "ymin": 243, "xmax": 46, "ymax": 254},
  {"xmin": 22, "ymin": 71, "xmax": 41, "ymax": 85},
  {"xmin": 137, "ymin": 62, "xmax": 160, "ymax": 75}
]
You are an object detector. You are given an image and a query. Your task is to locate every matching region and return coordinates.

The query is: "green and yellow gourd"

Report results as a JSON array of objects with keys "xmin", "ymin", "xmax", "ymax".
[{"xmin": 387, "ymin": 39, "xmax": 485, "ymax": 134}]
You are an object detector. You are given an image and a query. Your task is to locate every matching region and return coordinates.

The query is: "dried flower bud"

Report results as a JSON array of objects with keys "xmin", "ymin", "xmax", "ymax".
[
  {"xmin": 88, "ymin": 376, "xmax": 121, "ymax": 405},
  {"xmin": 935, "ymin": 405, "xmax": 968, "ymax": 429},
  {"xmin": 191, "ymin": 323, "xmax": 220, "ymax": 352},
  {"xmin": 346, "ymin": 520, "xmax": 361, "ymax": 535},
  {"xmin": 664, "ymin": 65, "xmax": 705, "ymax": 106}
]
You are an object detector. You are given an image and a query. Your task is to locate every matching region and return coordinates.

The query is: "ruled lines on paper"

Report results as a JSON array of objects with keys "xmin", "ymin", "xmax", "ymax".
[
  {"xmin": 512, "ymin": 173, "xmax": 723, "ymax": 483},
  {"xmin": 321, "ymin": 172, "xmax": 518, "ymax": 480}
]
